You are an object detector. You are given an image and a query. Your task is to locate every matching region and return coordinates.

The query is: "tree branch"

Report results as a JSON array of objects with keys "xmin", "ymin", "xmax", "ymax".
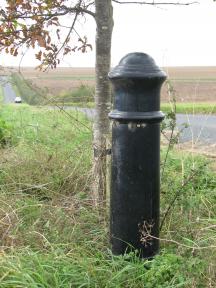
[
  {"xmin": 42, "ymin": 12, "xmax": 79, "ymax": 71},
  {"xmin": 1, "ymin": 8, "xmax": 95, "ymax": 20},
  {"xmin": 112, "ymin": 0, "xmax": 198, "ymax": 5},
  {"xmin": 0, "ymin": 4, "xmax": 95, "ymax": 21},
  {"xmin": 75, "ymin": 7, "xmax": 95, "ymax": 17},
  {"xmin": 61, "ymin": 5, "xmax": 95, "ymax": 18},
  {"xmin": 149, "ymin": 234, "xmax": 216, "ymax": 250}
]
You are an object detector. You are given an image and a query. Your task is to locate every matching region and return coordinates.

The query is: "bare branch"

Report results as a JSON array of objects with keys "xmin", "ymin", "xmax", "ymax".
[
  {"xmin": 61, "ymin": 5, "xmax": 95, "ymax": 17},
  {"xmin": 149, "ymin": 234, "xmax": 216, "ymax": 250},
  {"xmin": 0, "ymin": 7, "xmax": 95, "ymax": 20},
  {"xmin": 112, "ymin": 0, "xmax": 198, "ymax": 5}
]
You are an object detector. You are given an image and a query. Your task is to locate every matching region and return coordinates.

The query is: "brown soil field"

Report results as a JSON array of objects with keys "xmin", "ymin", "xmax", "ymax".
[{"xmin": 18, "ymin": 66, "xmax": 216, "ymax": 103}]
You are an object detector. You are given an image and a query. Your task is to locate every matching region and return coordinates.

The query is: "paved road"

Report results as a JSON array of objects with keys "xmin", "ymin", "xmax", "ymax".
[
  {"xmin": 0, "ymin": 76, "xmax": 17, "ymax": 103},
  {"xmin": 176, "ymin": 114, "xmax": 216, "ymax": 144},
  {"xmin": 1, "ymin": 78, "xmax": 215, "ymax": 145},
  {"xmin": 70, "ymin": 107, "xmax": 216, "ymax": 145}
]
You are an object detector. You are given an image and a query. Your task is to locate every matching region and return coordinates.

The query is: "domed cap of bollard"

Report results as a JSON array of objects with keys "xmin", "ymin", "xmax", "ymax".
[
  {"xmin": 108, "ymin": 52, "xmax": 166, "ymax": 121},
  {"xmin": 108, "ymin": 52, "xmax": 166, "ymax": 79}
]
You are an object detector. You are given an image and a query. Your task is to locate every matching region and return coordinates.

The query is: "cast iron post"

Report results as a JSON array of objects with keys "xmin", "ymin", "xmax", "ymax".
[{"xmin": 108, "ymin": 52, "xmax": 167, "ymax": 258}]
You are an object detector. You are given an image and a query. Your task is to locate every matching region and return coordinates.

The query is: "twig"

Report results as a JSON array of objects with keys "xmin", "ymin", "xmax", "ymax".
[
  {"xmin": 161, "ymin": 80, "xmax": 177, "ymax": 180},
  {"xmin": 150, "ymin": 234, "xmax": 216, "ymax": 250}
]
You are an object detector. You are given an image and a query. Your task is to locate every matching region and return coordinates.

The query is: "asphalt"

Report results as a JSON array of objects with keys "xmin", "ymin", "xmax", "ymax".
[
  {"xmin": 70, "ymin": 107, "xmax": 216, "ymax": 145},
  {"xmin": 0, "ymin": 78, "xmax": 215, "ymax": 145},
  {"xmin": 0, "ymin": 76, "xmax": 17, "ymax": 103},
  {"xmin": 176, "ymin": 114, "xmax": 216, "ymax": 144}
]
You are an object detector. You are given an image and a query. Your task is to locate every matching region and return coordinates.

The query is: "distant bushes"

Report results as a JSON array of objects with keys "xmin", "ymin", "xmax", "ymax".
[{"xmin": 56, "ymin": 84, "xmax": 94, "ymax": 104}]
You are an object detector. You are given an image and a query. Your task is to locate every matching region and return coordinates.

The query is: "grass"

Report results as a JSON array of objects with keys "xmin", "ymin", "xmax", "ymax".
[
  {"xmin": 170, "ymin": 78, "xmax": 216, "ymax": 82},
  {"xmin": 0, "ymin": 104, "xmax": 215, "ymax": 287},
  {"xmin": 0, "ymin": 250, "xmax": 207, "ymax": 287},
  {"xmin": 161, "ymin": 102, "xmax": 216, "ymax": 114}
]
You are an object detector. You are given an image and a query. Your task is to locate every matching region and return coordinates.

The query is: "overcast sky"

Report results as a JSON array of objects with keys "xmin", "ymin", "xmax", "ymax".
[{"xmin": 0, "ymin": 0, "xmax": 216, "ymax": 67}]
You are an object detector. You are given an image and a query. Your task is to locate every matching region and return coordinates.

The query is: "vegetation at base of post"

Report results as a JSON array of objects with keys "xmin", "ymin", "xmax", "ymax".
[{"xmin": 0, "ymin": 104, "xmax": 215, "ymax": 287}]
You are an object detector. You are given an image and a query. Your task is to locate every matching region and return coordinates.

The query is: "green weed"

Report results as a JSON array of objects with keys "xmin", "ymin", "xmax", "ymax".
[
  {"xmin": 161, "ymin": 102, "xmax": 216, "ymax": 114},
  {"xmin": 0, "ymin": 107, "xmax": 14, "ymax": 147}
]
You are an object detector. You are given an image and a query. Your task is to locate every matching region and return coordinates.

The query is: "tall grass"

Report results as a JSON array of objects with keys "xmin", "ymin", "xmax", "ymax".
[
  {"xmin": 0, "ymin": 104, "xmax": 215, "ymax": 287},
  {"xmin": 161, "ymin": 102, "xmax": 216, "ymax": 114}
]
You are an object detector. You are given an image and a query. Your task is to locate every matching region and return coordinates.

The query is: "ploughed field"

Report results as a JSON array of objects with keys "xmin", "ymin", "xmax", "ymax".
[{"xmin": 20, "ymin": 66, "xmax": 216, "ymax": 103}]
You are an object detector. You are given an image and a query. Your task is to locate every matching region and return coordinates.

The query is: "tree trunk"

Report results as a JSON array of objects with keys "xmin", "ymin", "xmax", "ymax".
[{"xmin": 93, "ymin": 0, "xmax": 114, "ymax": 206}]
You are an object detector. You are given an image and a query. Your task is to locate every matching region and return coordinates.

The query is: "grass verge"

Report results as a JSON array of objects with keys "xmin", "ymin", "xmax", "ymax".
[
  {"xmin": 0, "ymin": 104, "xmax": 215, "ymax": 287},
  {"xmin": 161, "ymin": 102, "xmax": 216, "ymax": 114}
]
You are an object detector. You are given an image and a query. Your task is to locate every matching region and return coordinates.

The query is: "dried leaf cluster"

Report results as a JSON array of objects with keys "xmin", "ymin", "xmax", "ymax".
[{"xmin": 0, "ymin": 0, "xmax": 94, "ymax": 69}]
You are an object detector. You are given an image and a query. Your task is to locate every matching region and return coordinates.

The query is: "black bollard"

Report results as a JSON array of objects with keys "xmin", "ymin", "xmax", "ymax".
[{"xmin": 108, "ymin": 52, "xmax": 167, "ymax": 258}]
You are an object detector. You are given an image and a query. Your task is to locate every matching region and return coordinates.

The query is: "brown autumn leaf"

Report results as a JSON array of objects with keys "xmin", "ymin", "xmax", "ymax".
[
  {"xmin": 35, "ymin": 50, "xmax": 42, "ymax": 61},
  {"xmin": 16, "ymin": 0, "xmax": 24, "ymax": 5},
  {"xmin": 36, "ymin": 35, "xmax": 46, "ymax": 48},
  {"xmin": 13, "ymin": 48, "xmax": 18, "ymax": 56},
  {"xmin": 10, "ymin": 47, "xmax": 14, "ymax": 55}
]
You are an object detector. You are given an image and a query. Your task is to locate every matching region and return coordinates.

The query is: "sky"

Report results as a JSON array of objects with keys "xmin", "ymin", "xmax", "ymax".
[{"xmin": 0, "ymin": 0, "xmax": 216, "ymax": 67}]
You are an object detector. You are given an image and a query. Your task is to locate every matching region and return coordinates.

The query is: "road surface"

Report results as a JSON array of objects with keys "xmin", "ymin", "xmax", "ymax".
[
  {"xmin": 176, "ymin": 114, "xmax": 216, "ymax": 144},
  {"xmin": 1, "ymin": 78, "xmax": 215, "ymax": 145},
  {"xmin": 70, "ymin": 107, "xmax": 216, "ymax": 145},
  {"xmin": 0, "ymin": 76, "xmax": 17, "ymax": 103}
]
